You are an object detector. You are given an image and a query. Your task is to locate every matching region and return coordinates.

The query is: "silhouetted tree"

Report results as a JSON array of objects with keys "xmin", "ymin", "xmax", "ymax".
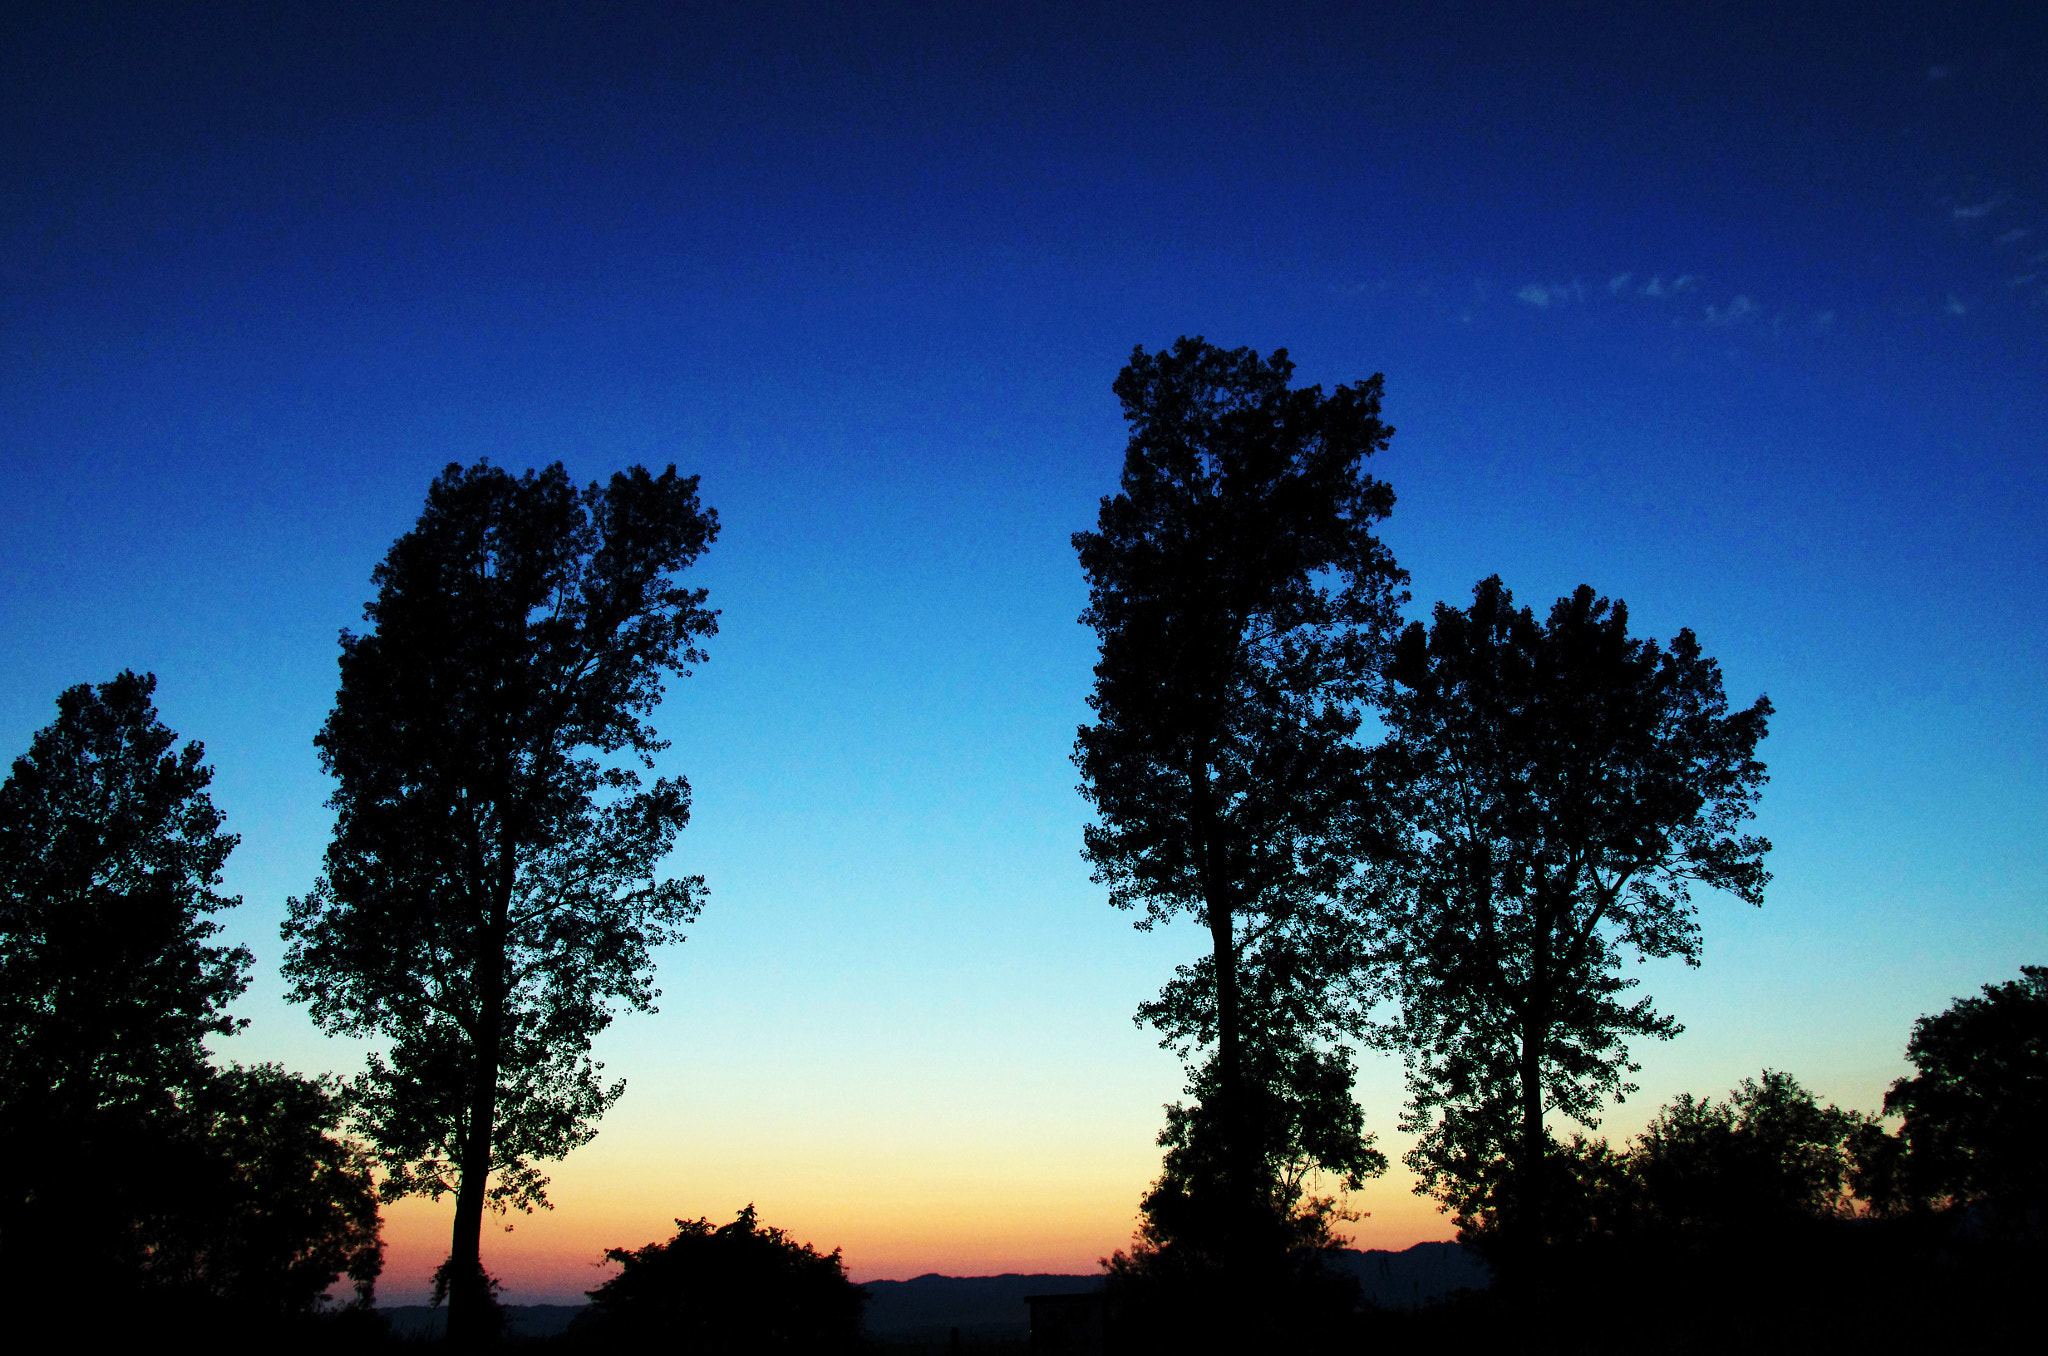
[
  {"xmin": 1628, "ymin": 1070, "xmax": 1866, "ymax": 1239},
  {"xmin": 0, "ymin": 671, "xmax": 251, "ymax": 1303},
  {"xmin": 0, "ymin": 676, "xmax": 376, "ymax": 1339},
  {"xmin": 1474, "ymin": 1074, "xmax": 1863, "ymax": 1262},
  {"xmin": 1858, "ymin": 966, "xmax": 2048, "ymax": 1225},
  {"xmin": 1442, "ymin": 1075, "xmax": 1895, "ymax": 1353},
  {"xmin": 1107, "ymin": 1031, "xmax": 1384, "ymax": 1346},
  {"xmin": 1369, "ymin": 577, "xmax": 1771, "ymax": 1279},
  {"xmin": 1136, "ymin": 1035, "xmax": 1387, "ymax": 1260},
  {"xmin": 1074, "ymin": 338, "xmax": 1405, "ymax": 1290},
  {"xmin": 282, "ymin": 459, "xmax": 718, "ymax": 1343},
  {"xmin": 1520, "ymin": 1133, "xmax": 1635, "ymax": 1253},
  {"xmin": 145, "ymin": 1062, "xmax": 385, "ymax": 1316},
  {"xmin": 570, "ymin": 1206, "xmax": 867, "ymax": 1352}
]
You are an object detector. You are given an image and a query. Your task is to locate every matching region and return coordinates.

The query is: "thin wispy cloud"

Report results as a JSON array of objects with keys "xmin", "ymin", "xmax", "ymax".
[
  {"xmin": 1516, "ymin": 281, "xmax": 1583, "ymax": 308},
  {"xmin": 1636, "ymin": 275, "xmax": 1697, "ymax": 299},
  {"xmin": 1926, "ymin": 64, "xmax": 1953, "ymax": 80},
  {"xmin": 1931, "ymin": 179, "xmax": 2048, "ymax": 319},
  {"xmin": 1358, "ymin": 266, "xmax": 1839, "ymax": 346},
  {"xmin": 1704, "ymin": 295, "xmax": 1758, "ymax": 325}
]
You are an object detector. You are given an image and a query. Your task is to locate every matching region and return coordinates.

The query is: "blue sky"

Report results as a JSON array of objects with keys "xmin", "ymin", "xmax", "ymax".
[{"xmin": 3, "ymin": 2, "xmax": 2043, "ymax": 1300}]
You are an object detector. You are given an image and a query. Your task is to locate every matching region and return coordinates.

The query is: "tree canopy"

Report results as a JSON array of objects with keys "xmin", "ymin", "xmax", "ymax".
[
  {"xmin": 1075, "ymin": 336, "xmax": 1405, "ymax": 1311},
  {"xmin": 0, "ymin": 673, "xmax": 252, "ymax": 1297},
  {"xmin": 1859, "ymin": 965, "xmax": 2048, "ymax": 1221},
  {"xmin": 0, "ymin": 670, "xmax": 249, "ymax": 1111},
  {"xmin": 572, "ymin": 1206, "xmax": 868, "ymax": 1352},
  {"xmin": 1119, "ymin": 1038, "xmax": 1384, "ymax": 1260},
  {"xmin": 282, "ymin": 458, "xmax": 718, "ymax": 1341},
  {"xmin": 140, "ymin": 1062, "xmax": 384, "ymax": 1319},
  {"xmin": 0, "ymin": 674, "xmax": 378, "ymax": 1330},
  {"xmin": 1369, "ymin": 576, "xmax": 1772, "ymax": 1273},
  {"xmin": 1627, "ymin": 1070, "xmax": 1866, "ymax": 1238}
]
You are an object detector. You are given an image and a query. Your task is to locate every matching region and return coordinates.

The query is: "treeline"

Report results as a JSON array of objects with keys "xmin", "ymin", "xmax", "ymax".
[
  {"xmin": 0, "ymin": 673, "xmax": 384, "ymax": 1342},
  {"xmin": 1, "ymin": 466, "xmax": 723, "ymax": 1345},
  {"xmin": 0, "ymin": 339, "xmax": 2039, "ymax": 1352},
  {"xmin": 1072, "ymin": 338, "xmax": 2045, "ymax": 1351}
]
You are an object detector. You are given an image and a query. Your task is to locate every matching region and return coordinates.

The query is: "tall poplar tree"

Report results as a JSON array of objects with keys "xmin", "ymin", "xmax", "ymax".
[
  {"xmin": 283, "ymin": 460, "xmax": 717, "ymax": 1343},
  {"xmin": 1074, "ymin": 337, "xmax": 1405, "ymax": 1282}
]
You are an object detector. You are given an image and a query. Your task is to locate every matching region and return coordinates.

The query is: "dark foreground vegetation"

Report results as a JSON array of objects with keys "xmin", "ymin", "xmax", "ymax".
[
  {"xmin": 1, "ymin": 339, "xmax": 2039, "ymax": 1353},
  {"xmin": 1087, "ymin": 1059, "xmax": 2044, "ymax": 1356}
]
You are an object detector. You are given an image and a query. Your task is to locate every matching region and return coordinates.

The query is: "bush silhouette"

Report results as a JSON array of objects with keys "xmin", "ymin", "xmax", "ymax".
[{"xmin": 569, "ymin": 1206, "xmax": 866, "ymax": 1352}]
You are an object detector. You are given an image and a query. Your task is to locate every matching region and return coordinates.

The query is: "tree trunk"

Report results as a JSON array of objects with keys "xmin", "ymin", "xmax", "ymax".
[
  {"xmin": 1193, "ymin": 751, "xmax": 1255, "ymax": 1290},
  {"xmin": 446, "ymin": 902, "xmax": 507, "ymax": 1347},
  {"xmin": 1517, "ymin": 1015, "xmax": 1547, "ymax": 1270},
  {"xmin": 1174, "ymin": 737, "xmax": 1264, "ymax": 1345},
  {"xmin": 1208, "ymin": 883, "xmax": 1244, "ymax": 1221},
  {"xmin": 1515, "ymin": 898, "xmax": 1553, "ymax": 1290},
  {"xmin": 1207, "ymin": 872, "xmax": 1263, "ymax": 1348}
]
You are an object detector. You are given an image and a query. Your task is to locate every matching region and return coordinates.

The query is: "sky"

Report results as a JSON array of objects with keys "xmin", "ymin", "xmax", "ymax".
[{"xmin": 3, "ymin": 0, "xmax": 2044, "ymax": 1305}]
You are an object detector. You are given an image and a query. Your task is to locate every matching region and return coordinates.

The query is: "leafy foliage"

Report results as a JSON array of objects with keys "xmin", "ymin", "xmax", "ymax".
[
  {"xmin": 1107, "ymin": 1041, "xmax": 1378, "ymax": 1353},
  {"xmin": 0, "ymin": 671, "xmax": 250, "ymax": 1116},
  {"xmin": 1370, "ymin": 576, "xmax": 1771, "ymax": 1266},
  {"xmin": 1116, "ymin": 1033, "xmax": 1387, "ymax": 1273},
  {"xmin": 1374, "ymin": 1073, "xmax": 1857, "ymax": 1313},
  {"xmin": 1858, "ymin": 965, "xmax": 2048, "ymax": 1220},
  {"xmin": 0, "ymin": 673, "xmax": 251, "ymax": 1294},
  {"xmin": 1423, "ymin": 1072, "xmax": 1868, "ymax": 1261},
  {"xmin": 1376, "ymin": 1076, "xmax": 1971, "ymax": 1356},
  {"xmin": 281, "ymin": 459, "xmax": 717, "ymax": 1334},
  {"xmin": 571, "ymin": 1206, "xmax": 867, "ymax": 1352},
  {"xmin": 0, "ymin": 677, "xmax": 378, "ymax": 1327},
  {"xmin": 141, "ymin": 1062, "xmax": 384, "ymax": 1315},
  {"xmin": 1626, "ymin": 1070, "xmax": 1867, "ymax": 1238},
  {"xmin": 1074, "ymin": 338, "xmax": 1404, "ymax": 1268}
]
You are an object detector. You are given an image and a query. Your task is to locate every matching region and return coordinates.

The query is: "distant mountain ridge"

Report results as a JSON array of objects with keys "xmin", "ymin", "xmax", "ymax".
[
  {"xmin": 1326, "ymin": 1240, "xmax": 1491, "ymax": 1309},
  {"xmin": 375, "ymin": 1241, "xmax": 1490, "ymax": 1343},
  {"xmin": 857, "ymin": 1241, "xmax": 1490, "ymax": 1340}
]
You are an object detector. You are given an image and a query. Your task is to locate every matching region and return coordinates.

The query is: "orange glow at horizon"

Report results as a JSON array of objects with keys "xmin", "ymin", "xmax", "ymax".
[{"xmin": 372, "ymin": 1161, "xmax": 1458, "ymax": 1304}]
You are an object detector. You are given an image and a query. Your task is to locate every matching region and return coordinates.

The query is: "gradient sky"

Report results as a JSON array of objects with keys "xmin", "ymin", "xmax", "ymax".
[{"xmin": 4, "ymin": 2, "xmax": 2043, "ymax": 1304}]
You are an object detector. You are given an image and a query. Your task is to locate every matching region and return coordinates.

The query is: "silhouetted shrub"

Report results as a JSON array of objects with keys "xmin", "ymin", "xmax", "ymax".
[{"xmin": 569, "ymin": 1206, "xmax": 866, "ymax": 1353}]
